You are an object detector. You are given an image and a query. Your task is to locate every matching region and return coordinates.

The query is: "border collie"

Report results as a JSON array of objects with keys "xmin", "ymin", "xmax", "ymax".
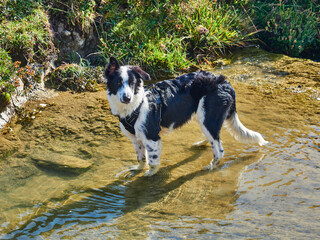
[{"xmin": 104, "ymin": 57, "xmax": 268, "ymax": 176}]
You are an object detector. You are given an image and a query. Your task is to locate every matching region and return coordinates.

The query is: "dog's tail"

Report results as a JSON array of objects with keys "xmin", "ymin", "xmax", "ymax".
[{"xmin": 224, "ymin": 111, "xmax": 268, "ymax": 146}]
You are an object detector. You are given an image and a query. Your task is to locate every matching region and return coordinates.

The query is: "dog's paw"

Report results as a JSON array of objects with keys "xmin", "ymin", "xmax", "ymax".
[
  {"xmin": 202, "ymin": 160, "xmax": 220, "ymax": 171},
  {"xmin": 192, "ymin": 139, "xmax": 209, "ymax": 147},
  {"xmin": 130, "ymin": 163, "xmax": 145, "ymax": 171},
  {"xmin": 144, "ymin": 165, "xmax": 160, "ymax": 177},
  {"xmin": 115, "ymin": 169, "xmax": 135, "ymax": 179}
]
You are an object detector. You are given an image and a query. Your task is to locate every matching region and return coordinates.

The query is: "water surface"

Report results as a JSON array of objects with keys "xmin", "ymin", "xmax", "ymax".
[{"xmin": 0, "ymin": 48, "xmax": 319, "ymax": 239}]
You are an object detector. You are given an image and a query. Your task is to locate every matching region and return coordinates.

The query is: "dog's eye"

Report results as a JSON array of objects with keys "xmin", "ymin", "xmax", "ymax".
[{"xmin": 117, "ymin": 81, "xmax": 122, "ymax": 87}]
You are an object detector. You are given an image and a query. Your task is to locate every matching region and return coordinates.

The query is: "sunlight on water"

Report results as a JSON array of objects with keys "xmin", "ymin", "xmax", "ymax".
[{"xmin": 0, "ymin": 48, "xmax": 319, "ymax": 239}]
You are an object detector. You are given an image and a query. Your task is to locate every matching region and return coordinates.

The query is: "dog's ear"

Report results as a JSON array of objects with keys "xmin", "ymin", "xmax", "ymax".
[
  {"xmin": 104, "ymin": 57, "xmax": 120, "ymax": 78},
  {"xmin": 131, "ymin": 66, "xmax": 151, "ymax": 81}
]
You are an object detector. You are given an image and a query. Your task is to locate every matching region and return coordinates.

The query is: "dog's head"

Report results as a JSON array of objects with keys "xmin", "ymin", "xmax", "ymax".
[{"xmin": 104, "ymin": 57, "xmax": 150, "ymax": 104}]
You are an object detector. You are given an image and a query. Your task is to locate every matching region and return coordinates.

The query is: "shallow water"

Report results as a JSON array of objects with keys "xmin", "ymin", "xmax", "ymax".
[{"xmin": 0, "ymin": 48, "xmax": 320, "ymax": 239}]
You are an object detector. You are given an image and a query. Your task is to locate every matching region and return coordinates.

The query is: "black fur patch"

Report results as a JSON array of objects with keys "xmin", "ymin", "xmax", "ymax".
[
  {"xmin": 105, "ymin": 57, "xmax": 150, "ymax": 96},
  {"xmin": 140, "ymin": 70, "xmax": 235, "ymax": 142},
  {"xmin": 119, "ymin": 102, "xmax": 143, "ymax": 134}
]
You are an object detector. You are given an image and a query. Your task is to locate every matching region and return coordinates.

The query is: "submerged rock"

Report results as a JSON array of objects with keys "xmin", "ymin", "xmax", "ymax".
[
  {"xmin": 31, "ymin": 153, "xmax": 93, "ymax": 174},
  {"xmin": 0, "ymin": 136, "xmax": 17, "ymax": 161}
]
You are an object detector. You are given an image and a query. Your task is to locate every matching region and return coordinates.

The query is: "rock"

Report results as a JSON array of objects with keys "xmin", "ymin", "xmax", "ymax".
[
  {"xmin": 31, "ymin": 153, "xmax": 93, "ymax": 173},
  {"xmin": 57, "ymin": 22, "xmax": 64, "ymax": 33},
  {"xmin": 14, "ymin": 152, "xmax": 28, "ymax": 158},
  {"xmin": 73, "ymin": 32, "xmax": 85, "ymax": 48},
  {"xmin": 49, "ymin": 146, "xmax": 65, "ymax": 153},
  {"xmin": 196, "ymin": 25, "xmax": 209, "ymax": 35},
  {"xmin": 88, "ymin": 141, "xmax": 101, "ymax": 147},
  {"xmin": 63, "ymin": 30, "xmax": 71, "ymax": 37},
  {"xmin": 78, "ymin": 147, "xmax": 93, "ymax": 158},
  {"xmin": 0, "ymin": 136, "xmax": 17, "ymax": 160}
]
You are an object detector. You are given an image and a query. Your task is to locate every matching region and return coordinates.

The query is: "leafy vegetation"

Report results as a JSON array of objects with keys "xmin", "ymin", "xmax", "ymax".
[
  {"xmin": 0, "ymin": 7, "xmax": 54, "ymax": 64},
  {"xmin": 46, "ymin": 0, "xmax": 97, "ymax": 33},
  {"xmin": 47, "ymin": 62, "xmax": 103, "ymax": 92},
  {"xmin": 0, "ymin": 0, "xmax": 41, "ymax": 21},
  {"xmin": 98, "ymin": 0, "xmax": 255, "ymax": 75},
  {"xmin": 0, "ymin": 2, "xmax": 55, "ymax": 109},
  {"xmin": 0, "ymin": 0, "xmax": 319, "ymax": 110},
  {"xmin": 247, "ymin": 0, "xmax": 320, "ymax": 58},
  {"xmin": 0, "ymin": 48, "xmax": 15, "ymax": 108},
  {"xmin": 0, "ymin": 48, "xmax": 38, "ymax": 110},
  {"xmin": 45, "ymin": 48, "xmax": 103, "ymax": 93}
]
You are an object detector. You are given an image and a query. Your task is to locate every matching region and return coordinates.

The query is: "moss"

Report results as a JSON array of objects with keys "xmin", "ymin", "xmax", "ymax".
[
  {"xmin": 0, "ymin": 8, "xmax": 55, "ymax": 64},
  {"xmin": 0, "ymin": 48, "xmax": 15, "ymax": 109},
  {"xmin": 46, "ymin": 64, "xmax": 103, "ymax": 92}
]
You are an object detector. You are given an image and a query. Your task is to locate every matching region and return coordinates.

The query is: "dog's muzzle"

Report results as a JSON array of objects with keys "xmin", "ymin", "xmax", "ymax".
[{"xmin": 120, "ymin": 95, "xmax": 131, "ymax": 104}]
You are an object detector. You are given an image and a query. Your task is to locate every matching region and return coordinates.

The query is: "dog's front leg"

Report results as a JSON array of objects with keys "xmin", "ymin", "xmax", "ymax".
[
  {"xmin": 132, "ymin": 140, "xmax": 147, "ymax": 170},
  {"xmin": 120, "ymin": 123, "xmax": 146, "ymax": 170},
  {"xmin": 143, "ymin": 139, "xmax": 162, "ymax": 176}
]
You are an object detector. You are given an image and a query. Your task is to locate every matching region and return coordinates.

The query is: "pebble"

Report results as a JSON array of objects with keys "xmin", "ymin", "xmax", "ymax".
[{"xmin": 88, "ymin": 141, "xmax": 101, "ymax": 147}]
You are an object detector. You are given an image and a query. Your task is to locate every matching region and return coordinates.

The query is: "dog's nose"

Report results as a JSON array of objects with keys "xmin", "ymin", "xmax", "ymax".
[{"xmin": 121, "ymin": 95, "xmax": 131, "ymax": 104}]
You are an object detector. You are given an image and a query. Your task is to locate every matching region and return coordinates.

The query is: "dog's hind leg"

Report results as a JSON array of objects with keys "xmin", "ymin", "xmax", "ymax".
[
  {"xmin": 203, "ymin": 139, "xmax": 224, "ymax": 170},
  {"xmin": 196, "ymin": 96, "xmax": 229, "ymax": 170},
  {"xmin": 199, "ymin": 125, "xmax": 224, "ymax": 170}
]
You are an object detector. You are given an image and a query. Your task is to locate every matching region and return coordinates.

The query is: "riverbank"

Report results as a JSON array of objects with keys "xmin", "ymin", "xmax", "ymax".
[
  {"xmin": 2, "ymin": 0, "xmax": 319, "ymax": 115},
  {"xmin": 0, "ymin": 57, "xmax": 319, "ymax": 236},
  {"xmin": 1, "ymin": 47, "xmax": 319, "ymax": 160}
]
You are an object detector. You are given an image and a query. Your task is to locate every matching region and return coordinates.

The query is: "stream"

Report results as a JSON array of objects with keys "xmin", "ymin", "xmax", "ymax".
[{"xmin": 0, "ymin": 48, "xmax": 319, "ymax": 239}]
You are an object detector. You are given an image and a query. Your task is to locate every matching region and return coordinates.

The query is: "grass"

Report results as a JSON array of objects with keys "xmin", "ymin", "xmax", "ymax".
[
  {"xmin": 1, "ymin": 0, "xmax": 319, "ymax": 110},
  {"xmin": 0, "ymin": 8, "xmax": 55, "ymax": 64},
  {"xmin": 0, "ymin": 0, "xmax": 41, "ymax": 21},
  {"xmin": 98, "ymin": 0, "xmax": 256, "ymax": 76},
  {"xmin": 0, "ymin": 2, "xmax": 54, "ymax": 108},
  {"xmin": 46, "ymin": 59, "xmax": 103, "ymax": 92},
  {"xmin": 0, "ymin": 48, "xmax": 15, "ymax": 108},
  {"xmin": 45, "ymin": 0, "xmax": 97, "ymax": 33},
  {"xmin": 247, "ymin": 0, "xmax": 320, "ymax": 58}
]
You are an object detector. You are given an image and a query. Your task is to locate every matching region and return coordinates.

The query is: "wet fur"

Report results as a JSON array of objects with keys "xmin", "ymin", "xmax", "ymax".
[{"xmin": 104, "ymin": 57, "xmax": 268, "ymax": 176}]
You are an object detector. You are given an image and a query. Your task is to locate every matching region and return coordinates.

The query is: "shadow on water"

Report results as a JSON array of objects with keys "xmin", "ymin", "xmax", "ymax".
[{"xmin": 2, "ymin": 144, "xmax": 263, "ymax": 238}]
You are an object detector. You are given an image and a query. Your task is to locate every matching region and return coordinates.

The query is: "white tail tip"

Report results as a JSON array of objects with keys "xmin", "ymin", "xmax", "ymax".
[{"xmin": 224, "ymin": 112, "xmax": 268, "ymax": 146}]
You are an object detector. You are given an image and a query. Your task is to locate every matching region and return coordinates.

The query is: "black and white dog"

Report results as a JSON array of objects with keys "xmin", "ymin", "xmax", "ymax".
[{"xmin": 104, "ymin": 57, "xmax": 267, "ymax": 176}]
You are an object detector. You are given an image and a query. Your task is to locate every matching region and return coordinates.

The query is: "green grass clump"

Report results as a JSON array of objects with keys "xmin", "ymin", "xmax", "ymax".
[
  {"xmin": 0, "ymin": 8, "xmax": 55, "ymax": 64},
  {"xmin": 0, "ymin": 48, "xmax": 15, "ymax": 107},
  {"xmin": 248, "ymin": 0, "xmax": 320, "ymax": 58},
  {"xmin": 46, "ymin": 0, "xmax": 96, "ymax": 33},
  {"xmin": 47, "ymin": 63, "xmax": 102, "ymax": 92},
  {"xmin": 0, "ymin": 2, "xmax": 55, "ymax": 107},
  {"xmin": 171, "ymin": 1, "xmax": 253, "ymax": 57},
  {"xmin": 141, "ymin": 36, "xmax": 190, "ymax": 75},
  {"xmin": 98, "ymin": 0, "xmax": 255, "ymax": 75},
  {"xmin": 0, "ymin": 0, "xmax": 41, "ymax": 21}
]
